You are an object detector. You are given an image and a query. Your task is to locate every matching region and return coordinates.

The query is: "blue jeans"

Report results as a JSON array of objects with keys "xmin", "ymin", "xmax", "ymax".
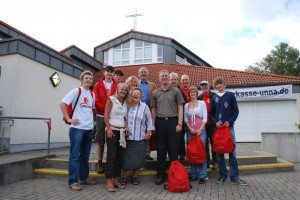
[
  {"xmin": 216, "ymin": 126, "xmax": 239, "ymax": 181},
  {"xmin": 186, "ymin": 130, "xmax": 207, "ymax": 180},
  {"xmin": 68, "ymin": 127, "xmax": 93, "ymax": 186}
]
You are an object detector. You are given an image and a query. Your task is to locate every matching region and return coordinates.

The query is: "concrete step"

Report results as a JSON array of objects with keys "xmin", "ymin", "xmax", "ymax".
[
  {"xmin": 35, "ymin": 158, "xmax": 294, "ymax": 183},
  {"xmin": 45, "ymin": 154, "xmax": 278, "ymax": 170}
]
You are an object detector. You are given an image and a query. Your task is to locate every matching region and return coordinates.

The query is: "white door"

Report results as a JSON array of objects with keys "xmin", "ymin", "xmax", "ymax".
[{"xmin": 235, "ymin": 100, "xmax": 297, "ymax": 142}]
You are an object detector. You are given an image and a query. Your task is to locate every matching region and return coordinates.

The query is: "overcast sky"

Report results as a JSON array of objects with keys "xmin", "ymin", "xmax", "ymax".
[{"xmin": 1, "ymin": 0, "xmax": 300, "ymax": 71}]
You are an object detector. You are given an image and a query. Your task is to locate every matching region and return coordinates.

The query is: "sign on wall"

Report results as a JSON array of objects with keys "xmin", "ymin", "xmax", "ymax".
[{"xmin": 226, "ymin": 84, "xmax": 293, "ymax": 101}]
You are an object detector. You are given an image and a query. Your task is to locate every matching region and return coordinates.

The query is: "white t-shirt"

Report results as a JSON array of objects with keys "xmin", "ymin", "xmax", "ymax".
[{"xmin": 62, "ymin": 87, "xmax": 95, "ymax": 130}]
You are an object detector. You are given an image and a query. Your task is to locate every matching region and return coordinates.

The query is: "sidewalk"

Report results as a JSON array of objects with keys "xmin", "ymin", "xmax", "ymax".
[{"xmin": 0, "ymin": 143, "xmax": 299, "ymax": 200}]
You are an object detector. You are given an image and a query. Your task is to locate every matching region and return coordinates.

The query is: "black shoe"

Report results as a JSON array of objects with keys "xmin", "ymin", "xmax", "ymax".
[
  {"xmin": 212, "ymin": 162, "xmax": 218, "ymax": 170},
  {"xmin": 199, "ymin": 179, "xmax": 206, "ymax": 184},
  {"xmin": 179, "ymin": 155, "xmax": 185, "ymax": 161},
  {"xmin": 146, "ymin": 155, "xmax": 154, "ymax": 160},
  {"xmin": 190, "ymin": 177, "xmax": 197, "ymax": 182},
  {"xmin": 96, "ymin": 164, "xmax": 105, "ymax": 174},
  {"xmin": 155, "ymin": 175, "xmax": 165, "ymax": 185},
  {"xmin": 215, "ymin": 176, "xmax": 227, "ymax": 183}
]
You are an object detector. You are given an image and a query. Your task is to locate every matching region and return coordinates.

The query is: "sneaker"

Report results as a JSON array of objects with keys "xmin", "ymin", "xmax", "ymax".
[
  {"xmin": 215, "ymin": 176, "xmax": 227, "ymax": 183},
  {"xmin": 199, "ymin": 179, "xmax": 206, "ymax": 184},
  {"xmin": 69, "ymin": 183, "xmax": 82, "ymax": 191},
  {"xmin": 230, "ymin": 179, "xmax": 248, "ymax": 186},
  {"xmin": 212, "ymin": 162, "xmax": 218, "ymax": 170},
  {"xmin": 96, "ymin": 163, "xmax": 105, "ymax": 174}
]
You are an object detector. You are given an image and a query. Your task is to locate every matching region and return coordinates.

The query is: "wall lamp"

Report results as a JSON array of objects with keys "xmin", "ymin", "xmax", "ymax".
[{"xmin": 50, "ymin": 72, "xmax": 61, "ymax": 87}]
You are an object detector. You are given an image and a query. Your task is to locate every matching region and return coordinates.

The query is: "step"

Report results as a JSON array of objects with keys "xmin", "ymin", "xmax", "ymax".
[
  {"xmin": 45, "ymin": 154, "xmax": 278, "ymax": 170},
  {"xmin": 35, "ymin": 159, "xmax": 294, "ymax": 182}
]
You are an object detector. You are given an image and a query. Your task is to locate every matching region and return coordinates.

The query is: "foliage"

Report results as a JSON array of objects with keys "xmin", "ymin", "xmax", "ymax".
[{"xmin": 245, "ymin": 42, "xmax": 300, "ymax": 76}]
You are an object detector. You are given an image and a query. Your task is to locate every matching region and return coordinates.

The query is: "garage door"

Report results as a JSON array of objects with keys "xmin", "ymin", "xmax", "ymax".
[{"xmin": 235, "ymin": 100, "xmax": 297, "ymax": 142}]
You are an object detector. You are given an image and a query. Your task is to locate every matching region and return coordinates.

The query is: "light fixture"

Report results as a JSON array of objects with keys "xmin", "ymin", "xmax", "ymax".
[{"xmin": 50, "ymin": 72, "xmax": 61, "ymax": 87}]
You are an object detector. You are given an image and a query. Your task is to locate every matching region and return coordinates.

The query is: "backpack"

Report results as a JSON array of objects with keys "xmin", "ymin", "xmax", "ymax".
[
  {"xmin": 63, "ymin": 88, "xmax": 93, "ymax": 125},
  {"xmin": 164, "ymin": 160, "xmax": 191, "ymax": 193},
  {"xmin": 187, "ymin": 135, "xmax": 206, "ymax": 164},
  {"xmin": 213, "ymin": 125, "xmax": 234, "ymax": 153}
]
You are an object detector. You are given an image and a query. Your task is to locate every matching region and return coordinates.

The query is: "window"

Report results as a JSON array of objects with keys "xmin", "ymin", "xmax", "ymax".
[
  {"xmin": 134, "ymin": 40, "xmax": 152, "ymax": 64},
  {"xmin": 104, "ymin": 51, "xmax": 108, "ymax": 66},
  {"xmin": 176, "ymin": 54, "xmax": 185, "ymax": 64},
  {"xmin": 157, "ymin": 44, "xmax": 163, "ymax": 62},
  {"xmin": 113, "ymin": 41, "xmax": 130, "ymax": 66}
]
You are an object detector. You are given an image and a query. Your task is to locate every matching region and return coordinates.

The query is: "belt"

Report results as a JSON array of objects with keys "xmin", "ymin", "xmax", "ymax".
[{"xmin": 156, "ymin": 116, "xmax": 177, "ymax": 120}]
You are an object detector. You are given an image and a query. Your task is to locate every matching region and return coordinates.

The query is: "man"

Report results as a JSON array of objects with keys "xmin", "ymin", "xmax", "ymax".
[
  {"xmin": 169, "ymin": 72, "xmax": 188, "ymax": 161},
  {"xmin": 210, "ymin": 77, "xmax": 248, "ymax": 186},
  {"xmin": 114, "ymin": 69, "xmax": 124, "ymax": 83},
  {"xmin": 151, "ymin": 70, "xmax": 185, "ymax": 185},
  {"xmin": 60, "ymin": 70, "xmax": 97, "ymax": 191},
  {"xmin": 138, "ymin": 67, "xmax": 156, "ymax": 160},
  {"xmin": 198, "ymin": 80, "xmax": 218, "ymax": 170},
  {"xmin": 180, "ymin": 74, "xmax": 191, "ymax": 102},
  {"xmin": 93, "ymin": 65, "xmax": 118, "ymax": 174}
]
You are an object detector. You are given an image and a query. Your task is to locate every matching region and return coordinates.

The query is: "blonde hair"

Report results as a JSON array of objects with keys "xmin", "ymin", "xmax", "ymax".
[
  {"xmin": 80, "ymin": 70, "xmax": 93, "ymax": 81},
  {"xmin": 113, "ymin": 83, "xmax": 129, "ymax": 104},
  {"xmin": 188, "ymin": 86, "xmax": 198, "ymax": 98},
  {"xmin": 125, "ymin": 76, "xmax": 140, "ymax": 88}
]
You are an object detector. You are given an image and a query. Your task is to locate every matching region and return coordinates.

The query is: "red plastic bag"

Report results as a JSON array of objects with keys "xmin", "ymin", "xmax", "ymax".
[
  {"xmin": 213, "ymin": 125, "xmax": 234, "ymax": 154},
  {"xmin": 149, "ymin": 131, "xmax": 157, "ymax": 151},
  {"xmin": 165, "ymin": 160, "xmax": 190, "ymax": 193},
  {"xmin": 187, "ymin": 135, "xmax": 206, "ymax": 164}
]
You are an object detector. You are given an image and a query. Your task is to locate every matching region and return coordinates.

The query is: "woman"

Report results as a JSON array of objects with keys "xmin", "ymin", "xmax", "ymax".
[
  {"xmin": 104, "ymin": 83, "xmax": 129, "ymax": 192},
  {"xmin": 120, "ymin": 87, "xmax": 155, "ymax": 185},
  {"xmin": 184, "ymin": 86, "xmax": 208, "ymax": 184},
  {"xmin": 125, "ymin": 76, "xmax": 140, "ymax": 91}
]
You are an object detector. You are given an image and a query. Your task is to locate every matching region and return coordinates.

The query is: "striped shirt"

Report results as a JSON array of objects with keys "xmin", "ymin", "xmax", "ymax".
[{"xmin": 126, "ymin": 101, "xmax": 155, "ymax": 141}]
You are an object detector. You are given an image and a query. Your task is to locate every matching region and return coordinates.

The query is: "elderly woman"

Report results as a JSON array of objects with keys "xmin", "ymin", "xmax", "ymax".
[
  {"xmin": 104, "ymin": 83, "xmax": 129, "ymax": 192},
  {"xmin": 184, "ymin": 86, "xmax": 208, "ymax": 184},
  {"xmin": 120, "ymin": 87, "xmax": 155, "ymax": 185}
]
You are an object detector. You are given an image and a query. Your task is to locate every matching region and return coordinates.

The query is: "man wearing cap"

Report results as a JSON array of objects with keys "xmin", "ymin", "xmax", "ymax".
[
  {"xmin": 198, "ymin": 80, "xmax": 217, "ymax": 170},
  {"xmin": 138, "ymin": 67, "xmax": 156, "ymax": 160},
  {"xmin": 114, "ymin": 69, "xmax": 124, "ymax": 83},
  {"xmin": 93, "ymin": 65, "xmax": 118, "ymax": 174}
]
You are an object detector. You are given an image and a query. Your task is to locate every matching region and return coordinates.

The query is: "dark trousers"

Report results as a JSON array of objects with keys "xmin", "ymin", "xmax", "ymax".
[
  {"xmin": 205, "ymin": 124, "xmax": 217, "ymax": 165},
  {"xmin": 105, "ymin": 130, "xmax": 122, "ymax": 178},
  {"xmin": 155, "ymin": 117, "xmax": 180, "ymax": 176},
  {"xmin": 178, "ymin": 126, "xmax": 186, "ymax": 157}
]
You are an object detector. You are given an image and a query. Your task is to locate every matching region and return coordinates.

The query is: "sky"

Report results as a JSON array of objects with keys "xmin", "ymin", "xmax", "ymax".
[{"xmin": 1, "ymin": 0, "xmax": 300, "ymax": 71}]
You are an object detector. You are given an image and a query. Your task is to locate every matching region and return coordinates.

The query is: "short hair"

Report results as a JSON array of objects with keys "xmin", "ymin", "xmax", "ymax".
[
  {"xmin": 159, "ymin": 69, "xmax": 169, "ymax": 76},
  {"xmin": 188, "ymin": 86, "xmax": 198, "ymax": 98},
  {"xmin": 169, "ymin": 72, "xmax": 179, "ymax": 79},
  {"xmin": 213, "ymin": 77, "xmax": 225, "ymax": 88},
  {"xmin": 80, "ymin": 70, "xmax": 93, "ymax": 81},
  {"xmin": 125, "ymin": 76, "xmax": 140, "ymax": 87},
  {"xmin": 130, "ymin": 87, "xmax": 143, "ymax": 99},
  {"xmin": 138, "ymin": 67, "xmax": 149, "ymax": 74}
]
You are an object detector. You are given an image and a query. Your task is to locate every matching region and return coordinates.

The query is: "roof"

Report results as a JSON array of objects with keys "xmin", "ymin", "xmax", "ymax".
[{"xmin": 93, "ymin": 64, "xmax": 300, "ymax": 88}]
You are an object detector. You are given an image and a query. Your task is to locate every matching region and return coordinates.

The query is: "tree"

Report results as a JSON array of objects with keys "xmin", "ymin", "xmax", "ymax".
[{"xmin": 245, "ymin": 42, "xmax": 300, "ymax": 76}]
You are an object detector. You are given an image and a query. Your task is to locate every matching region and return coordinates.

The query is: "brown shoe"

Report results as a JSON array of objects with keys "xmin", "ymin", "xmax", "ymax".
[
  {"xmin": 81, "ymin": 180, "xmax": 97, "ymax": 185},
  {"xmin": 69, "ymin": 183, "xmax": 82, "ymax": 191}
]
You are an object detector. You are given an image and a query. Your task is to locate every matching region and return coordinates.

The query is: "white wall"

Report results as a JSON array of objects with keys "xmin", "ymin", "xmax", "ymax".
[{"xmin": 0, "ymin": 54, "xmax": 81, "ymax": 150}]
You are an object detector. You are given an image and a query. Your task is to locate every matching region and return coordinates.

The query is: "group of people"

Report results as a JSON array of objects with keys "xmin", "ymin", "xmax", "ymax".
[{"xmin": 60, "ymin": 66, "xmax": 248, "ymax": 192}]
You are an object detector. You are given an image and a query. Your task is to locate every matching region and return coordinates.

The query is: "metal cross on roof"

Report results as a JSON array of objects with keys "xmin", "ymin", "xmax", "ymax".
[{"xmin": 126, "ymin": 7, "xmax": 144, "ymax": 31}]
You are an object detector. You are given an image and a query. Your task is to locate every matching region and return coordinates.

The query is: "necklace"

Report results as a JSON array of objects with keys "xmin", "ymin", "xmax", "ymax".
[{"xmin": 190, "ymin": 101, "xmax": 197, "ymax": 106}]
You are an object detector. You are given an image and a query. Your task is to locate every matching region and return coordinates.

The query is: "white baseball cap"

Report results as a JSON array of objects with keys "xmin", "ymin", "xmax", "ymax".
[{"xmin": 200, "ymin": 80, "xmax": 209, "ymax": 85}]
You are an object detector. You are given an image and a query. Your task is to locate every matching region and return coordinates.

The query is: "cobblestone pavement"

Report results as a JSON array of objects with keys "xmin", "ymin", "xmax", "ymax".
[{"xmin": 0, "ymin": 163, "xmax": 299, "ymax": 200}]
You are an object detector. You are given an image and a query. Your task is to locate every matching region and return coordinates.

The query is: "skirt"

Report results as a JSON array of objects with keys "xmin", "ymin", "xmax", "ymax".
[{"xmin": 122, "ymin": 140, "xmax": 146, "ymax": 170}]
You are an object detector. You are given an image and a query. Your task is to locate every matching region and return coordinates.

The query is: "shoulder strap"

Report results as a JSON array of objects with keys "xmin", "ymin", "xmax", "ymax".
[{"xmin": 71, "ymin": 88, "xmax": 81, "ymax": 118}]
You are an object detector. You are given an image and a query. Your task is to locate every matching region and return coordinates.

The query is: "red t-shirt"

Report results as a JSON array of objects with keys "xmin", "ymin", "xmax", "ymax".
[{"xmin": 202, "ymin": 93, "xmax": 212, "ymax": 124}]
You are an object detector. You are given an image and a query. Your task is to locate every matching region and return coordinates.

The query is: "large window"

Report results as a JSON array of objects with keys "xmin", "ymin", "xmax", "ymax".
[
  {"xmin": 113, "ymin": 41, "xmax": 130, "ymax": 66},
  {"xmin": 157, "ymin": 44, "xmax": 163, "ymax": 62},
  {"xmin": 134, "ymin": 41, "xmax": 152, "ymax": 64},
  {"xmin": 104, "ymin": 51, "xmax": 108, "ymax": 66}
]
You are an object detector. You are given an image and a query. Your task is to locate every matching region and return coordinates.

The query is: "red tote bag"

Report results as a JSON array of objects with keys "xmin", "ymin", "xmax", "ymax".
[
  {"xmin": 212, "ymin": 125, "xmax": 234, "ymax": 154},
  {"xmin": 187, "ymin": 135, "xmax": 206, "ymax": 164}
]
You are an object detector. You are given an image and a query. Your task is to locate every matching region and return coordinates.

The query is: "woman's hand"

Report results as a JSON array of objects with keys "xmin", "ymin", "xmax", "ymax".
[
  {"xmin": 106, "ymin": 128, "xmax": 114, "ymax": 139},
  {"xmin": 144, "ymin": 131, "xmax": 152, "ymax": 140},
  {"xmin": 125, "ymin": 126, "xmax": 130, "ymax": 136}
]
